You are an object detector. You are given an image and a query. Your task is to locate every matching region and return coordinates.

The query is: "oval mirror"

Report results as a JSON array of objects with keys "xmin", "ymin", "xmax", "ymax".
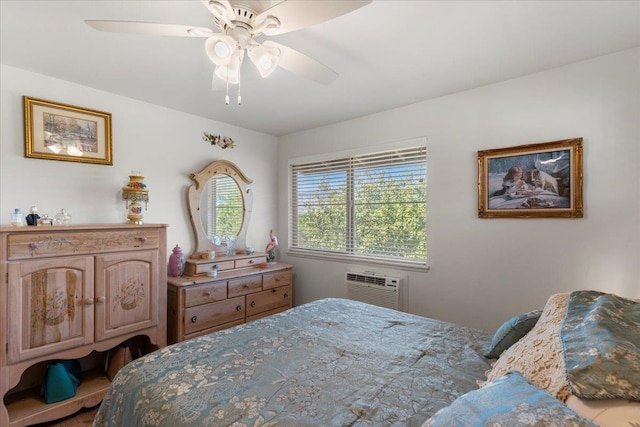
[{"xmin": 187, "ymin": 160, "xmax": 253, "ymax": 257}]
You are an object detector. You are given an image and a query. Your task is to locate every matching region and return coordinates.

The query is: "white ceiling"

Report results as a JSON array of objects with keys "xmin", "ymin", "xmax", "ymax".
[{"xmin": 2, "ymin": 1, "xmax": 639, "ymax": 136}]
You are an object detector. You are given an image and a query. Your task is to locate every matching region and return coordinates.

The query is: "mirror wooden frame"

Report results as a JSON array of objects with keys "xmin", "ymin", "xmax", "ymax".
[{"xmin": 187, "ymin": 160, "xmax": 253, "ymax": 257}]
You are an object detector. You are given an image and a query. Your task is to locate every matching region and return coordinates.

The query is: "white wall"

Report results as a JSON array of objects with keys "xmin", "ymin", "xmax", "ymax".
[
  {"xmin": 3, "ymin": 49, "xmax": 639, "ymax": 334},
  {"xmin": 277, "ymin": 48, "xmax": 640, "ymax": 332},
  {"xmin": 0, "ymin": 65, "xmax": 279, "ymax": 257}
]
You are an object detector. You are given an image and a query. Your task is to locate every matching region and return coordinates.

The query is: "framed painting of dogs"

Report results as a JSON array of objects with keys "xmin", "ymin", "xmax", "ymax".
[{"xmin": 478, "ymin": 138, "xmax": 583, "ymax": 218}]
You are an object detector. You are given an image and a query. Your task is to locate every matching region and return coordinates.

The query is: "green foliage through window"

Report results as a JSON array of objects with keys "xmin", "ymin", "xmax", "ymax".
[{"xmin": 290, "ymin": 146, "xmax": 427, "ymax": 264}]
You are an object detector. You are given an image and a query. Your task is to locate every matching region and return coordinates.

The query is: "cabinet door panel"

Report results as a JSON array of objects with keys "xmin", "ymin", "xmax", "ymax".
[
  {"xmin": 95, "ymin": 250, "xmax": 158, "ymax": 341},
  {"xmin": 7, "ymin": 257, "xmax": 94, "ymax": 363}
]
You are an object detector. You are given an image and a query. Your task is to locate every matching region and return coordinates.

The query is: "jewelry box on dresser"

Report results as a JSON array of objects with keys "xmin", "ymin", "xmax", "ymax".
[
  {"xmin": 0, "ymin": 223, "xmax": 167, "ymax": 427},
  {"xmin": 168, "ymin": 159, "xmax": 293, "ymax": 344}
]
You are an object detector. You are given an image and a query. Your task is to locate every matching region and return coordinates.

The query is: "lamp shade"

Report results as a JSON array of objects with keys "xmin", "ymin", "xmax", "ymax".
[
  {"xmin": 205, "ymin": 35, "xmax": 236, "ymax": 66},
  {"xmin": 214, "ymin": 50, "xmax": 244, "ymax": 84},
  {"xmin": 248, "ymin": 43, "xmax": 280, "ymax": 78}
]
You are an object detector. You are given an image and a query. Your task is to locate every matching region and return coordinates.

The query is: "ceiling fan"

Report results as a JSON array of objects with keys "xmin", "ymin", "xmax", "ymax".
[{"xmin": 86, "ymin": 0, "xmax": 371, "ymax": 105}]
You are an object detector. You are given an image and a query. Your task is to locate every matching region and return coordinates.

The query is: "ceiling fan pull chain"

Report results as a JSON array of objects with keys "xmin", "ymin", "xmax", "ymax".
[
  {"xmin": 237, "ymin": 73, "xmax": 242, "ymax": 105},
  {"xmin": 224, "ymin": 67, "xmax": 230, "ymax": 105}
]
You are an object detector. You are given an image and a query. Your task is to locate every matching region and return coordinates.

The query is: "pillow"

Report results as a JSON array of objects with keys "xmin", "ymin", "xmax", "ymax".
[
  {"xmin": 566, "ymin": 395, "xmax": 640, "ymax": 427},
  {"xmin": 479, "ymin": 293, "xmax": 572, "ymax": 402},
  {"xmin": 484, "ymin": 309, "xmax": 542, "ymax": 358},
  {"xmin": 423, "ymin": 372, "xmax": 596, "ymax": 427}
]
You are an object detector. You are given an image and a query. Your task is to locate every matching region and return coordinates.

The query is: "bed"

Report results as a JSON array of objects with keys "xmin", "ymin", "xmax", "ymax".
[
  {"xmin": 94, "ymin": 298, "xmax": 493, "ymax": 426},
  {"xmin": 93, "ymin": 292, "xmax": 640, "ymax": 427}
]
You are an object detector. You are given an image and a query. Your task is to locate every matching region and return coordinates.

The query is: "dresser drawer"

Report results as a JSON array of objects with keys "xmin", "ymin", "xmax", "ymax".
[
  {"xmin": 184, "ymin": 297, "xmax": 244, "ymax": 335},
  {"xmin": 183, "ymin": 259, "xmax": 234, "ymax": 275},
  {"xmin": 263, "ymin": 270, "xmax": 292, "ymax": 290},
  {"xmin": 184, "ymin": 281, "xmax": 227, "ymax": 307},
  {"xmin": 7, "ymin": 229, "xmax": 160, "ymax": 260},
  {"xmin": 235, "ymin": 256, "xmax": 266, "ymax": 268},
  {"xmin": 228, "ymin": 276, "xmax": 262, "ymax": 297},
  {"xmin": 183, "ymin": 319, "xmax": 245, "ymax": 341},
  {"xmin": 246, "ymin": 284, "xmax": 292, "ymax": 317}
]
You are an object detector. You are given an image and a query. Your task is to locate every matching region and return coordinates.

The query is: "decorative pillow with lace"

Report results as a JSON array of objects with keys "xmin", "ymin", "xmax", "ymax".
[{"xmin": 479, "ymin": 292, "xmax": 572, "ymax": 402}]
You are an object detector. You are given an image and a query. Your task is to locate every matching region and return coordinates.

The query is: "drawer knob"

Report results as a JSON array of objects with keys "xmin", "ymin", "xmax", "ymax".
[
  {"xmin": 274, "ymin": 277, "xmax": 281, "ymax": 282},
  {"xmin": 249, "ymin": 259, "xmax": 254, "ymax": 264},
  {"xmin": 84, "ymin": 298, "xmax": 94, "ymax": 305},
  {"xmin": 29, "ymin": 242, "xmax": 39, "ymax": 250},
  {"xmin": 202, "ymin": 291, "xmax": 211, "ymax": 297},
  {"xmin": 236, "ymin": 305, "xmax": 242, "ymax": 311},
  {"xmin": 284, "ymin": 293, "xmax": 289, "ymax": 298},
  {"xmin": 250, "ymin": 301, "xmax": 256, "ymax": 307},
  {"xmin": 271, "ymin": 288, "xmax": 276, "ymax": 293},
  {"xmin": 96, "ymin": 296, "xmax": 106, "ymax": 303},
  {"xmin": 191, "ymin": 316, "xmax": 198, "ymax": 323},
  {"xmin": 138, "ymin": 236, "xmax": 147, "ymax": 243}
]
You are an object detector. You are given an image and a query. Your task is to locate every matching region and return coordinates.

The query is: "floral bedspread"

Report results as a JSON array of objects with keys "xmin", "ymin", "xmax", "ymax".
[
  {"xmin": 561, "ymin": 290, "xmax": 640, "ymax": 399},
  {"xmin": 93, "ymin": 298, "xmax": 492, "ymax": 427}
]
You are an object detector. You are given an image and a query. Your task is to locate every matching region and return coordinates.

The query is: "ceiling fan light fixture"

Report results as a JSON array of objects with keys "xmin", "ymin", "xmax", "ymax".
[
  {"xmin": 205, "ymin": 35, "xmax": 236, "ymax": 65},
  {"xmin": 248, "ymin": 44, "xmax": 280, "ymax": 78},
  {"xmin": 214, "ymin": 50, "xmax": 244, "ymax": 84}
]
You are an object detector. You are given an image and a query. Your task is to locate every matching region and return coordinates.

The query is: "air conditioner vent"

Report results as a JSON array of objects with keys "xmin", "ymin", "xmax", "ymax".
[
  {"xmin": 345, "ymin": 272, "xmax": 403, "ymax": 311},
  {"xmin": 345, "ymin": 272, "xmax": 390, "ymax": 287}
]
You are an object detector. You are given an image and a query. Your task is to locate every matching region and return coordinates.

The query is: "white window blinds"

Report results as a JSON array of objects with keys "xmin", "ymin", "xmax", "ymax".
[{"xmin": 290, "ymin": 146, "xmax": 427, "ymax": 265}]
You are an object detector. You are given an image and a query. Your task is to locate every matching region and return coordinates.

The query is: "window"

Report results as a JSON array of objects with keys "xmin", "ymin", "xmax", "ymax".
[{"xmin": 289, "ymin": 145, "xmax": 427, "ymax": 267}]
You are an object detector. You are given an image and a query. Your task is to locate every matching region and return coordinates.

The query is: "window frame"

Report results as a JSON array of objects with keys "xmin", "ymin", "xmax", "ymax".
[{"xmin": 287, "ymin": 138, "xmax": 429, "ymax": 271}]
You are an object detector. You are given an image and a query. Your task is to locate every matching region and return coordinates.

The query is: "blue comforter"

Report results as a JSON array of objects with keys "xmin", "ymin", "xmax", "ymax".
[{"xmin": 93, "ymin": 298, "xmax": 492, "ymax": 426}]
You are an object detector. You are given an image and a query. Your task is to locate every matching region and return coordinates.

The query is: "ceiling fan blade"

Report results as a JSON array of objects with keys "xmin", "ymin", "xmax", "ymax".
[
  {"xmin": 201, "ymin": 0, "xmax": 236, "ymax": 29},
  {"xmin": 85, "ymin": 20, "xmax": 215, "ymax": 37},
  {"xmin": 263, "ymin": 41, "xmax": 337, "ymax": 85},
  {"xmin": 252, "ymin": 0, "xmax": 371, "ymax": 36}
]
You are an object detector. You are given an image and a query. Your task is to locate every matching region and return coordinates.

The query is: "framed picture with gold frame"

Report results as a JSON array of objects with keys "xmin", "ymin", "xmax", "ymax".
[
  {"xmin": 478, "ymin": 138, "xmax": 583, "ymax": 218},
  {"xmin": 24, "ymin": 96, "xmax": 113, "ymax": 165}
]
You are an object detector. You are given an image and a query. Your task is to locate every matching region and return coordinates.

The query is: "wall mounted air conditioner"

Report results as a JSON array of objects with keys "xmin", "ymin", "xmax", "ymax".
[{"xmin": 345, "ymin": 271, "xmax": 403, "ymax": 311}]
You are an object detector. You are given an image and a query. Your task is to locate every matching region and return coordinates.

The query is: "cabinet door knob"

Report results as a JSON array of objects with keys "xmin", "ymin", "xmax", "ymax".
[
  {"xmin": 250, "ymin": 301, "xmax": 256, "ymax": 307},
  {"xmin": 191, "ymin": 316, "xmax": 198, "ymax": 323},
  {"xmin": 96, "ymin": 296, "xmax": 106, "ymax": 303},
  {"xmin": 84, "ymin": 298, "xmax": 94, "ymax": 305},
  {"xmin": 236, "ymin": 305, "xmax": 242, "ymax": 311}
]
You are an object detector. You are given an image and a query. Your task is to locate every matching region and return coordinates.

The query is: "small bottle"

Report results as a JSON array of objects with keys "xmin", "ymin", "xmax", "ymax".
[
  {"xmin": 54, "ymin": 209, "xmax": 72, "ymax": 226},
  {"xmin": 169, "ymin": 244, "xmax": 186, "ymax": 277},
  {"xmin": 10, "ymin": 208, "xmax": 24, "ymax": 227}
]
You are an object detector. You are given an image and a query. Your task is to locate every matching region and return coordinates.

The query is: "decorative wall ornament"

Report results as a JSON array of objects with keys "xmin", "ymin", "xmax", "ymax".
[{"xmin": 203, "ymin": 132, "xmax": 235, "ymax": 149}]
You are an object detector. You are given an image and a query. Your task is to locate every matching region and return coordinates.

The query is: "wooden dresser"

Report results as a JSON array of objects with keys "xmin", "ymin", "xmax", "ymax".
[
  {"xmin": 0, "ymin": 224, "xmax": 167, "ymax": 427},
  {"xmin": 167, "ymin": 253, "xmax": 292, "ymax": 344}
]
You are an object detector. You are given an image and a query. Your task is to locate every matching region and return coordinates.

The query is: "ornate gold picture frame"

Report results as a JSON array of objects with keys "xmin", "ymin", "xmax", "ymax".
[
  {"xmin": 24, "ymin": 96, "xmax": 113, "ymax": 165},
  {"xmin": 478, "ymin": 138, "xmax": 583, "ymax": 218}
]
